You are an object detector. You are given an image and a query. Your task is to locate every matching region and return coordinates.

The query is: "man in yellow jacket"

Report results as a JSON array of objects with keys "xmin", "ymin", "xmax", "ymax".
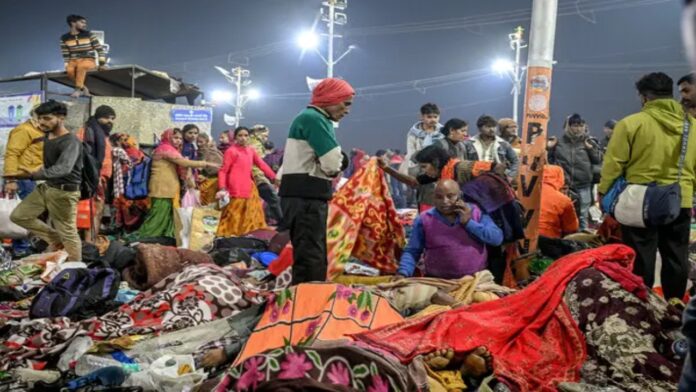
[
  {"xmin": 3, "ymin": 115, "xmax": 44, "ymax": 256},
  {"xmin": 599, "ymin": 72, "xmax": 696, "ymax": 301}
]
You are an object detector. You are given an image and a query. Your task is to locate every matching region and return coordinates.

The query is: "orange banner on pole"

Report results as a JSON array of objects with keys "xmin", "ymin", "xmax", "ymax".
[{"xmin": 516, "ymin": 66, "xmax": 553, "ymax": 270}]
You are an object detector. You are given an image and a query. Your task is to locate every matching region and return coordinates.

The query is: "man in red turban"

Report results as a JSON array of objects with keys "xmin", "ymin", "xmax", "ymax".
[{"xmin": 279, "ymin": 78, "xmax": 354, "ymax": 284}]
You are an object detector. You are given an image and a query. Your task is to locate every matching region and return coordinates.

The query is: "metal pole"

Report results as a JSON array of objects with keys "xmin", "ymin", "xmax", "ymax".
[
  {"xmin": 234, "ymin": 67, "xmax": 243, "ymax": 128},
  {"xmin": 327, "ymin": 0, "xmax": 335, "ymax": 78},
  {"xmin": 515, "ymin": 0, "xmax": 558, "ymax": 281}
]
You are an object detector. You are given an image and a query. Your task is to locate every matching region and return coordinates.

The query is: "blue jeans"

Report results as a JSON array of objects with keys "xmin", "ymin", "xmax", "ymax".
[
  {"xmin": 576, "ymin": 186, "xmax": 592, "ymax": 230},
  {"xmin": 389, "ymin": 172, "xmax": 406, "ymax": 209},
  {"xmin": 12, "ymin": 180, "xmax": 35, "ymax": 253}
]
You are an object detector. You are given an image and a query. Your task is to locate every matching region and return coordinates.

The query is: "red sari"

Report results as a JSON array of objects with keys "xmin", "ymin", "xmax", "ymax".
[{"xmin": 354, "ymin": 244, "xmax": 639, "ymax": 392}]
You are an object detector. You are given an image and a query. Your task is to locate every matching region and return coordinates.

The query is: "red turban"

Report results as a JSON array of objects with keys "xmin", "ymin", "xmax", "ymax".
[{"xmin": 310, "ymin": 78, "xmax": 355, "ymax": 107}]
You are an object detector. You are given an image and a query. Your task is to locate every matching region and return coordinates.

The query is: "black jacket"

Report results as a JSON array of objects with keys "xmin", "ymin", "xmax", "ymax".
[{"xmin": 548, "ymin": 133, "xmax": 602, "ymax": 189}]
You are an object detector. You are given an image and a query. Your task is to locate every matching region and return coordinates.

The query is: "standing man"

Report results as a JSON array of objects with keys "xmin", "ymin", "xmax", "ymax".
[
  {"xmin": 250, "ymin": 124, "xmax": 283, "ymax": 226},
  {"xmin": 3, "ymin": 109, "xmax": 44, "ymax": 257},
  {"xmin": 497, "ymin": 117, "xmax": 519, "ymax": 145},
  {"xmin": 600, "ymin": 120, "xmax": 617, "ymax": 153},
  {"xmin": 600, "ymin": 72, "xmax": 696, "ymax": 301},
  {"xmin": 678, "ymin": 73, "xmax": 696, "ymax": 117},
  {"xmin": 279, "ymin": 78, "xmax": 354, "ymax": 284},
  {"xmin": 76, "ymin": 105, "xmax": 115, "ymax": 241},
  {"xmin": 402, "ymin": 103, "xmax": 443, "ymax": 209},
  {"xmin": 9, "ymin": 100, "xmax": 83, "ymax": 262},
  {"xmin": 61, "ymin": 15, "xmax": 107, "ymax": 98},
  {"xmin": 548, "ymin": 113, "xmax": 602, "ymax": 230},
  {"xmin": 464, "ymin": 115, "xmax": 520, "ymax": 183}
]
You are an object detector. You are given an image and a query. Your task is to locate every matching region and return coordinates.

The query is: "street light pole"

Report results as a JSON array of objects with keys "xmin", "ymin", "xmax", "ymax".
[
  {"xmin": 510, "ymin": 26, "xmax": 527, "ymax": 124},
  {"xmin": 326, "ymin": 0, "xmax": 335, "ymax": 78},
  {"xmin": 231, "ymin": 66, "xmax": 251, "ymax": 128}
]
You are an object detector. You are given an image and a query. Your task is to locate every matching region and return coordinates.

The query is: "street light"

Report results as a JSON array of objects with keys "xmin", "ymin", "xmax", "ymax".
[
  {"xmin": 492, "ymin": 59, "xmax": 514, "ymax": 76},
  {"xmin": 211, "ymin": 89, "xmax": 233, "ymax": 104},
  {"xmin": 297, "ymin": 31, "xmax": 320, "ymax": 50},
  {"xmin": 247, "ymin": 88, "xmax": 261, "ymax": 100}
]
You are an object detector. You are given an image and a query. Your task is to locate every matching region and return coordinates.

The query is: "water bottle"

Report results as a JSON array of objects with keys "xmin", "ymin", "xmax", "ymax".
[
  {"xmin": 75, "ymin": 355, "xmax": 122, "ymax": 376},
  {"xmin": 15, "ymin": 105, "xmax": 23, "ymax": 121}
]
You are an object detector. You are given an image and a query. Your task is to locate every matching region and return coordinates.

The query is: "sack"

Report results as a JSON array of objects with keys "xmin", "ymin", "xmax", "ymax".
[
  {"xmin": 30, "ymin": 267, "xmax": 120, "ymax": 319},
  {"xmin": 80, "ymin": 142, "xmax": 100, "ymax": 201},
  {"xmin": 189, "ymin": 207, "xmax": 221, "ymax": 251},
  {"xmin": 212, "ymin": 236, "xmax": 268, "ymax": 252},
  {"xmin": 613, "ymin": 182, "xmax": 682, "ymax": 228},
  {"xmin": 125, "ymin": 157, "xmax": 151, "ymax": 200},
  {"xmin": 0, "ymin": 196, "xmax": 28, "ymax": 239}
]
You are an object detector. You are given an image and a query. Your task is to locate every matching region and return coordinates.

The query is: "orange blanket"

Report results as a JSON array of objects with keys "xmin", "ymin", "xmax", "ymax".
[{"xmin": 326, "ymin": 159, "xmax": 405, "ymax": 279}]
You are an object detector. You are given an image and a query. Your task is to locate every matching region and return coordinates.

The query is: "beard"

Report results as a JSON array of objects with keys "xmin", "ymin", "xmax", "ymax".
[{"xmin": 100, "ymin": 123, "xmax": 113, "ymax": 133}]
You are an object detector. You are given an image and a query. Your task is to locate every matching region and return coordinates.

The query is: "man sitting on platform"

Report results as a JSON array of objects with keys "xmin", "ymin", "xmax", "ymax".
[{"xmin": 395, "ymin": 179, "xmax": 503, "ymax": 279}]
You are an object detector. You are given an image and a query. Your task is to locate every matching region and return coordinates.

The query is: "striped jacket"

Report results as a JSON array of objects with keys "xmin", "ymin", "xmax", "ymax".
[
  {"xmin": 279, "ymin": 107, "xmax": 344, "ymax": 200},
  {"xmin": 60, "ymin": 31, "xmax": 106, "ymax": 64}
]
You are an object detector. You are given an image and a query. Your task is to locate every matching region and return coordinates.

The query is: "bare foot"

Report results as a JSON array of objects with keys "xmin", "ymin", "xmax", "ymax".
[
  {"xmin": 424, "ymin": 348, "xmax": 454, "ymax": 370},
  {"xmin": 431, "ymin": 290, "xmax": 457, "ymax": 306},
  {"xmin": 70, "ymin": 89, "xmax": 82, "ymax": 98},
  {"xmin": 82, "ymin": 87, "xmax": 91, "ymax": 97},
  {"xmin": 461, "ymin": 346, "xmax": 493, "ymax": 378}
]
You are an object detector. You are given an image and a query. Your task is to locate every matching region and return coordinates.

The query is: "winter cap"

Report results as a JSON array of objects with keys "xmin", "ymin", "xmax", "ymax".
[
  {"xmin": 604, "ymin": 120, "xmax": 618, "ymax": 129},
  {"xmin": 567, "ymin": 113, "xmax": 585, "ymax": 126}
]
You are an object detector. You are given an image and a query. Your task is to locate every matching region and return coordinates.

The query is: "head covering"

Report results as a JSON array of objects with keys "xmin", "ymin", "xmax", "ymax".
[
  {"xmin": 604, "ymin": 119, "xmax": 618, "ymax": 129},
  {"xmin": 154, "ymin": 129, "xmax": 183, "ymax": 160},
  {"xmin": 123, "ymin": 135, "xmax": 145, "ymax": 162},
  {"xmin": 310, "ymin": 78, "xmax": 355, "ymax": 107},
  {"xmin": 498, "ymin": 118, "xmax": 517, "ymax": 131},
  {"xmin": 94, "ymin": 105, "xmax": 116, "ymax": 119},
  {"xmin": 543, "ymin": 165, "xmax": 566, "ymax": 191},
  {"xmin": 567, "ymin": 113, "xmax": 585, "ymax": 126}
]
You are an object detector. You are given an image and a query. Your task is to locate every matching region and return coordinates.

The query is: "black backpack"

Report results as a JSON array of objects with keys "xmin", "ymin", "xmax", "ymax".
[
  {"xmin": 29, "ymin": 267, "xmax": 120, "ymax": 319},
  {"xmin": 80, "ymin": 135, "xmax": 100, "ymax": 201}
]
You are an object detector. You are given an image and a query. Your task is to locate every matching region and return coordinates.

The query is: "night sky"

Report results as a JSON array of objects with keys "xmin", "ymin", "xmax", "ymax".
[{"xmin": 0, "ymin": 0, "xmax": 688, "ymax": 151}]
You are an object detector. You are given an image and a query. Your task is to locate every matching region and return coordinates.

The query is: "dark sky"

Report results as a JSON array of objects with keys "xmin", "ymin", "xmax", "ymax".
[{"xmin": 0, "ymin": 0, "xmax": 689, "ymax": 151}]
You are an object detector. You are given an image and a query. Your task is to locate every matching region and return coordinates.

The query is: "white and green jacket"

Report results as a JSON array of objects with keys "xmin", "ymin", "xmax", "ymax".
[{"xmin": 279, "ymin": 107, "xmax": 344, "ymax": 200}]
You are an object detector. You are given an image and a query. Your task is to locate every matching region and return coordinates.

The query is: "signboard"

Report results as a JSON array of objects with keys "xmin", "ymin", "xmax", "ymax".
[
  {"xmin": 516, "ymin": 67, "xmax": 553, "ymax": 278},
  {"xmin": 0, "ymin": 92, "xmax": 44, "ymax": 177},
  {"xmin": 170, "ymin": 109, "xmax": 212, "ymax": 123}
]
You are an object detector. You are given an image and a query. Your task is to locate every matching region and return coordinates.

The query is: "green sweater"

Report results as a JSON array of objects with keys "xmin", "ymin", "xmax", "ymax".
[
  {"xmin": 599, "ymin": 99, "xmax": 696, "ymax": 208},
  {"xmin": 279, "ymin": 107, "xmax": 343, "ymax": 200}
]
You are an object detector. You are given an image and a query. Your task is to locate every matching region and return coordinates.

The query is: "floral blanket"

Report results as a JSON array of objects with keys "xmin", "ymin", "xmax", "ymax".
[
  {"xmin": 0, "ymin": 265, "xmax": 291, "ymax": 370},
  {"xmin": 233, "ymin": 283, "xmax": 403, "ymax": 367},
  {"xmin": 217, "ymin": 342, "xmax": 427, "ymax": 391},
  {"xmin": 327, "ymin": 159, "xmax": 405, "ymax": 279},
  {"xmin": 564, "ymin": 267, "xmax": 683, "ymax": 391}
]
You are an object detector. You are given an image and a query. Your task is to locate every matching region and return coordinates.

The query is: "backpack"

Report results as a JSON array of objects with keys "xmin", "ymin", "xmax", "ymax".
[
  {"xmin": 29, "ymin": 267, "xmax": 120, "ymax": 319},
  {"xmin": 125, "ymin": 157, "xmax": 151, "ymax": 200},
  {"xmin": 80, "ymin": 137, "xmax": 100, "ymax": 201}
]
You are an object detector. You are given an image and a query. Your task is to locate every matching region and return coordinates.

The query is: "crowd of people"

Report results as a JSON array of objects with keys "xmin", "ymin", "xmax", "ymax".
[{"xmin": 2, "ymin": 12, "xmax": 696, "ymax": 391}]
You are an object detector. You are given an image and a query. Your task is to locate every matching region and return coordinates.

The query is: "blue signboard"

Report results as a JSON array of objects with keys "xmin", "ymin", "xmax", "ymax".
[{"xmin": 170, "ymin": 109, "xmax": 212, "ymax": 123}]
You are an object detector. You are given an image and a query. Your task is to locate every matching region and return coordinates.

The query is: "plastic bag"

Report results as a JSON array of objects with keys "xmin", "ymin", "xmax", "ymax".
[
  {"xmin": 0, "ymin": 196, "xmax": 28, "ymax": 239},
  {"xmin": 58, "ymin": 336, "xmax": 93, "ymax": 371},
  {"xmin": 175, "ymin": 207, "xmax": 194, "ymax": 249},
  {"xmin": 181, "ymin": 190, "xmax": 200, "ymax": 209},
  {"xmin": 124, "ymin": 355, "xmax": 206, "ymax": 392},
  {"xmin": 189, "ymin": 207, "xmax": 221, "ymax": 252}
]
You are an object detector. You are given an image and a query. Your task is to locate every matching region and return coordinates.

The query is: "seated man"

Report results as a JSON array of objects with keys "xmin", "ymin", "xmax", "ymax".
[
  {"xmin": 395, "ymin": 179, "xmax": 503, "ymax": 279},
  {"xmin": 539, "ymin": 165, "xmax": 579, "ymax": 239}
]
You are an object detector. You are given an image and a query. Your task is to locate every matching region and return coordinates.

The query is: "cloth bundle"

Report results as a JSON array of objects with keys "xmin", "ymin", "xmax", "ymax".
[{"xmin": 122, "ymin": 244, "xmax": 212, "ymax": 290}]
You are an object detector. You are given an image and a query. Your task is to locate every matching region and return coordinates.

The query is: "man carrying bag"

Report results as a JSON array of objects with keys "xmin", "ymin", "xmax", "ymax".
[{"xmin": 600, "ymin": 72, "xmax": 696, "ymax": 301}]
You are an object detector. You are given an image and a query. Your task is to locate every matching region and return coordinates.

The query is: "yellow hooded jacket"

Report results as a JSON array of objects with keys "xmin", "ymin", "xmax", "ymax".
[
  {"xmin": 599, "ymin": 99, "xmax": 696, "ymax": 209},
  {"xmin": 3, "ymin": 120, "xmax": 44, "ymax": 175}
]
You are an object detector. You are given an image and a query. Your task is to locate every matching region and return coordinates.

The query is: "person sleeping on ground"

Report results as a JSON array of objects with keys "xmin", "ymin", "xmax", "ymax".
[{"xmin": 395, "ymin": 179, "xmax": 503, "ymax": 279}]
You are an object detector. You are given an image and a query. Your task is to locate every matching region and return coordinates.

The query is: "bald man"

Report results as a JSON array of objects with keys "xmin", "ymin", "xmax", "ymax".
[{"xmin": 395, "ymin": 179, "xmax": 503, "ymax": 279}]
